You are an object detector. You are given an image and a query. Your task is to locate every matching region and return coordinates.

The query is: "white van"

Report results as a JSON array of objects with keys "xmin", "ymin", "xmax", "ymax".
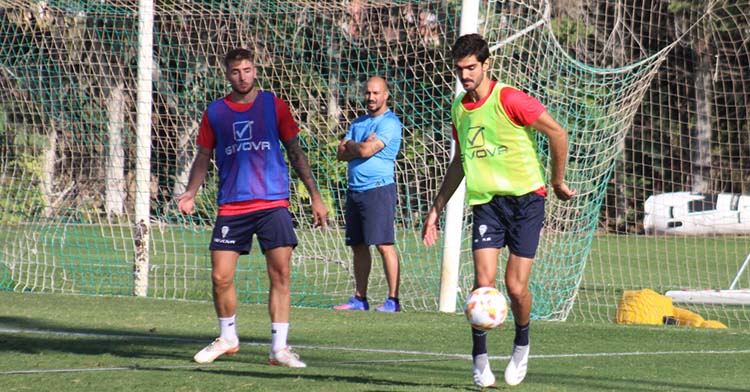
[{"xmin": 643, "ymin": 192, "xmax": 750, "ymax": 235}]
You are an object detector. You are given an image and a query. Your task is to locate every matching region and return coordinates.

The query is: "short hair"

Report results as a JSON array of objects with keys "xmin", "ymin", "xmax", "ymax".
[
  {"xmin": 366, "ymin": 76, "xmax": 389, "ymax": 93},
  {"xmin": 450, "ymin": 33, "xmax": 490, "ymax": 63},
  {"xmin": 223, "ymin": 48, "xmax": 254, "ymax": 68}
]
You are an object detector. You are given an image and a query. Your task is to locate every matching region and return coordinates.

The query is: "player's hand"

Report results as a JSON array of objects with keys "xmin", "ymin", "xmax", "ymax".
[
  {"xmin": 177, "ymin": 192, "xmax": 196, "ymax": 214},
  {"xmin": 421, "ymin": 207, "xmax": 440, "ymax": 246},
  {"xmin": 337, "ymin": 139, "xmax": 355, "ymax": 161},
  {"xmin": 310, "ymin": 196, "xmax": 328, "ymax": 229},
  {"xmin": 337, "ymin": 139, "xmax": 348, "ymax": 154},
  {"xmin": 552, "ymin": 183, "xmax": 576, "ymax": 201}
]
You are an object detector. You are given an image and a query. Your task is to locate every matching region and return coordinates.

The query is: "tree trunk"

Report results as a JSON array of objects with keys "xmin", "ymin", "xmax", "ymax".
[
  {"xmin": 691, "ymin": 50, "xmax": 713, "ymax": 194},
  {"xmin": 105, "ymin": 82, "xmax": 126, "ymax": 216},
  {"xmin": 41, "ymin": 122, "xmax": 57, "ymax": 218}
]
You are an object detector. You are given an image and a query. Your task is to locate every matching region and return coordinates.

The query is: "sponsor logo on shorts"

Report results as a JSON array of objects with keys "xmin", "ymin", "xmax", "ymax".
[
  {"xmin": 214, "ymin": 225, "xmax": 236, "ymax": 244},
  {"xmin": 475, "ymin": 224, "xmax": 492, "ymax": 242}
]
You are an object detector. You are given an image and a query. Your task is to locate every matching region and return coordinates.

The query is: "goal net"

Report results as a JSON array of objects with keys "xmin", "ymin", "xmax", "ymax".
[{"xmin": 1, "ymin": 0, "xmax": 748, "ymax": 325}]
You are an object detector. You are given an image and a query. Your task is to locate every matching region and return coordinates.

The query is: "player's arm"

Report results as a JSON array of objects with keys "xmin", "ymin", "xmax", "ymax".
[
  {"xmin": 336, "ymin": 138, "xmax": 351, "ymax": 161},
  {"xmin": 284, "ymin": 135, "xmax": 329, "ymax": 228},
  {"xmin": 422, "ymin": 146, "xmax": 465, "ymax": 246},
  {"xmin": 177, "ymin": 146, "xmax": 212, "ymax": 214},
  {"xmin": 337, "ymin": 132, "xmax": 384, "ymax": 161},
  {"xmin": 530, "ymin": 111, "xmax": 576, "ymax": 201}
]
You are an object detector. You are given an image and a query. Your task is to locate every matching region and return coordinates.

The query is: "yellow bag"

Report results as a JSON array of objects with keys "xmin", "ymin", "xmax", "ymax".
[
  {"xmin": 699, "ymin": 320, "xmax": 728, "ymax": 329},
  {"xmin": 672, "ymin": 306, "xmax": 705, "ymax": 327},
  {"xmin": 616, "ymin": 289, "xmax": 674, "ymax": 325}
]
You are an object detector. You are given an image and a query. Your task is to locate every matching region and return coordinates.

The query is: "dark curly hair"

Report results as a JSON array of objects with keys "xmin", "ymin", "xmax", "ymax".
[{"xmin": 450, "ymin": 33, "xmax": 490, "ymax": 63}]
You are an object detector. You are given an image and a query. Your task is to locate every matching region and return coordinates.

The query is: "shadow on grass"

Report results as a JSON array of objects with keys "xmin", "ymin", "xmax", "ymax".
[
  {"xmin": 1, "ymin": 315, "xmax": 746, "ymax": 392},
  {"xmin": 529, "ymin": 370, "xmax": 747, "ymax": 392},
  {"xmin": 0, "ymin": 315, "xmax": 269, "ymax": 362},
  {"xmin": 193, "ymin": 366, "xmax": 473, "ymax": 391},
  {"xmin": 0, "ymin": 316, "xmax": 474, "ymax": 391}
]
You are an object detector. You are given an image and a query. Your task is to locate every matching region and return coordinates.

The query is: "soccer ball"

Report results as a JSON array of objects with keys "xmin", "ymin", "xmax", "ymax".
[{"xmin": 464, "ymin": 286, "xmax": 508, "ymax": 330}]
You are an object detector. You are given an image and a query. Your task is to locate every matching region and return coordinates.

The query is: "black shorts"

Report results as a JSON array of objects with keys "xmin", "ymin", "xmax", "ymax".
[
  {"xmin": 471, "ymin": 192, "xmax": 545, "ymax": 258},
  {"xmin": 209, "ymin": 207, "xmax": 298, "ymax": 254},
  {"xmin": 345, "ymin": 183, "xmax": 397, "ymax": 246}
]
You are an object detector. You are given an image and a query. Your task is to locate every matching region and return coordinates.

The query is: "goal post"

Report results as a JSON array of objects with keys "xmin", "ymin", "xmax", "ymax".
[
  {"xmin": 665, "ymin": 251, "xmax": 750, "ymax": 305},
  {"xmin": 437, "ymin": 0, "xmax": 478, "ymax": 313},
  {"xmin": 133, "ymin": 0, "xmax": 154, "ymax": 297},
  {"xmin": 1, "ymin": 0, "xmax": 749, "ymax": 327},
  {"xmin": 729, "ymin": 252, "xmax": 750, "ymax": 291}
]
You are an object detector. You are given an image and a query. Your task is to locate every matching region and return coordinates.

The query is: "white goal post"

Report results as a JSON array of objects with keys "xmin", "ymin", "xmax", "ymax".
[
  {"xmin": 133, "ymin": 0, "xmax": 154, "ymax": 297},
  {"xmin": 665, "ymin": 251, "xmax": 750, "ymax": 305},
  {"xmin": 666, "ymin": 289, "xmax": 750, "ymax": 305},
  {"xmin": 437, "ymin": 0, "xmax": 478, "ymax": 313},
  {"xmin": 729, "ymin": 252, "xmax": 750, "ymax": 290}
]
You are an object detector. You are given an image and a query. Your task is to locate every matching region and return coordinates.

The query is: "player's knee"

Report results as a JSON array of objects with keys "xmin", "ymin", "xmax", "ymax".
[
  {"xmin": 375, "ymin": 244, "xmax": 395, "ymax": 255},
  {"xmin": 211, "ymin": 272, "xmax": 234, "ymax": 289},
  {"xmin": 268, "ymin": 265, "xmax": 290, "ymax": 284},
  {"xmin": 505, "ymin": 283, "xmax": 529, "ymax": 302},
  {"xmin": 269, "ymin": 274, "xmax": 290, "ymax": 292}
]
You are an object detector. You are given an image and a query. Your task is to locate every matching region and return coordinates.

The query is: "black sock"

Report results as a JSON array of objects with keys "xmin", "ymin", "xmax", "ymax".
[
  {"xmin": 514, "ymin": 322, "xmax": 530, "ymax": 346},
  {"xmin": 355, "ymin": 295, "xmax": 367, "ymax": 302},
  {"xmin": 471, "ymin": 327, "xmax": 488, "ymax": 357},
  {"xmin": 388, "ymin": 296, "xmax": 399, "ymax": 304}
]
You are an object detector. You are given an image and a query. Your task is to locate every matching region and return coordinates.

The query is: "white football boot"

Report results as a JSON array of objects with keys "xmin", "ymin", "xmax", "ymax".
[
  {"xmin": 473, "ymin": 353, "xmax": 496, "ymax": 388},
  {"xmin": 193, "ymin": 337, "xmax": 240, "ymax": 364},
  {"xmin": 268, "ymin": 346, "xmax": 307, "ymax": 368},
  {"xmin": 504, "ymin": 343, "xmax": 530, "ymax": 386}
]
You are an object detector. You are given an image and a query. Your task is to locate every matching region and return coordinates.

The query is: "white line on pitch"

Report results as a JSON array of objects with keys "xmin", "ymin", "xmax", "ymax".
[{"xmin": 1, "ymin": 327, "xmax": 749, "ymax": 366}]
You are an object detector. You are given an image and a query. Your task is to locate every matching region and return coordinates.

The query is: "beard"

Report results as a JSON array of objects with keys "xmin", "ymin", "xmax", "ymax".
[
  {"xmin": 462, "ymin": 79, "xmax": 476, "ymax": 91},
  {"xmin": 462, "ymin": 74, "xmax": 483, "ymax": 92},
  {"xmin": 232, "ymin": 81, "xmax": 254, "ymax": 95},
  {"xmin": 366, "ymin": 101, "xmax": 382, "ymax": 114}
]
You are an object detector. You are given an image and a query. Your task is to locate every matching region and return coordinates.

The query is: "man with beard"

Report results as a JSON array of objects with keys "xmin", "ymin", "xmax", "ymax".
[
  {"xmin": 422, "ymin": 34, "xmax": 576, "ymax": 387},
  {"xmin": 333, "ymin": 76, "xmax": 403, "ymax": 313},
  {"xmin": 178, "ymin": 48, "xmax": 328, "ymax": 368}
]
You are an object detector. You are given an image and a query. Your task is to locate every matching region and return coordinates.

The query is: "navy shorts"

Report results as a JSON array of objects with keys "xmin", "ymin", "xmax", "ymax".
[
  {"xmin": 471, "ymin": 192, "xmax": 545, "ymax": 258},
  {"xmin": 345, "ymin": 183, "xmax": 396, "ymax": 246},
  {"xmin": 209, "ymin": 207, "xmax": 298, "ymax": 254}
]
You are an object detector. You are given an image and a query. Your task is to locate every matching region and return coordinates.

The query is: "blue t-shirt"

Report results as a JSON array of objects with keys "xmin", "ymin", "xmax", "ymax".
[{"xmin": 345, "ymin": 109, "xmax": 402, "ymax": 192}]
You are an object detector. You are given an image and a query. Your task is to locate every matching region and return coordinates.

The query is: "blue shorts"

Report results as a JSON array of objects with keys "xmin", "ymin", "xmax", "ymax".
[
  {"xmin": 345, "ymin": 183, "xmax": 396, "ymax": 246},
  {"xmin": 209, "ymin": 207, "xmax": 298, "ymax": 254},
  {"xmin": 471, "ymin": 192, "xmax": 545, "ymax": 258}
]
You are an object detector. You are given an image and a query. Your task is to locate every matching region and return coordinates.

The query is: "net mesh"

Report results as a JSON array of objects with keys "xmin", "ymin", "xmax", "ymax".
[{"xmin": 1, "ymin": 0, "xmax": 748, "ymax": 325}]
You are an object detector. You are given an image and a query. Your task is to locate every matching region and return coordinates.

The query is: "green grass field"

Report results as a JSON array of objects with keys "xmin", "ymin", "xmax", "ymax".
[
  {"xmin": 3, "ymin": 223, "xmax": 750, "ymax": 390},
  {"xmin": 3, "ymin": 222, "xmax": 748, "ymax": 317},
  {"xmin": 2, "ymin": 291, "xmax": 750, "ymax": 392}
]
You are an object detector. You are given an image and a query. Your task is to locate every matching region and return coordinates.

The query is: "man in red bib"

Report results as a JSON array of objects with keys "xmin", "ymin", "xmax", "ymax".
[{"xmin": 178, "ymin": 48, "xmax": 327, "ymax": 368}]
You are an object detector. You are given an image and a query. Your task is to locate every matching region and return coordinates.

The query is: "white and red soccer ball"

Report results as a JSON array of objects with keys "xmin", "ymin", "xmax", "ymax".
[{"xmin": 463, "ymin": 286, "xmax": 508, "ymax": 330}]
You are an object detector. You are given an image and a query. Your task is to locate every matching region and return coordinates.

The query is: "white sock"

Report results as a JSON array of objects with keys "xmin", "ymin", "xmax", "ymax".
[
  {"xmin": 271, "ymin": 322, "xmax": 289, "ymax": 352},
  {"xmin": 219, "ymin": 315, "xmax": 238, "ymax": 343}
]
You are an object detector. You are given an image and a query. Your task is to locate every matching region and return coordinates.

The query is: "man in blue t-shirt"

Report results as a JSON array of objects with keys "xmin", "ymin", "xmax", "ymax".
[{"xmin": 334, "ymin": 76, "xmax": 403, "ymax": 312}]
